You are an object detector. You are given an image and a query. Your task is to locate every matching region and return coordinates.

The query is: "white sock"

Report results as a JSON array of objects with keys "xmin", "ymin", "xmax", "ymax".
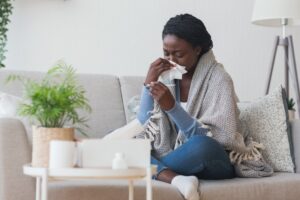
[{"xmin": 171, "ymin": 175, "xmax": 199, "ymax": 200}]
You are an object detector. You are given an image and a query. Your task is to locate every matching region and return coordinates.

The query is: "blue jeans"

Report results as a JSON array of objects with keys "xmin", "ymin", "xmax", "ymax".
[{"xmin": 151, "ymin": 135, "xmax": 235, "ymax": 180}]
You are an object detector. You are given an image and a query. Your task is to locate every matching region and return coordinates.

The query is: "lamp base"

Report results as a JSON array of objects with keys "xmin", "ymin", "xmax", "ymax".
[{"xmin": 265, "ymin": 35, "xmax": 300, "ymax": 118}]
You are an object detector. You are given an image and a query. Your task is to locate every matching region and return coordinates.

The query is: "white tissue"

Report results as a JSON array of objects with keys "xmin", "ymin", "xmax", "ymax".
[{"xmin": 159, "ymin": 61, "xmax": 187, "ymax": 82}]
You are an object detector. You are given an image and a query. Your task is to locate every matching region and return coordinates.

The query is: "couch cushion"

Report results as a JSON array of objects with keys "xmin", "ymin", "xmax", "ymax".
[
  {"xmin": 119, "ymin": 76, "xmax": 144, "ymax": 123},
  {"xmin": 238, "ymin": 86, "xmax": 294, "ymax": 172},
  {"xmin": 47, "ymin": 173, "xmax": 300, "ymax": 200},
  {"xmin": 0, "ymin": 70, "xmax": 43, "ymax": 97},
  {"xmin": 0, "ymin": 70, "xmax": 127, "ymax": 139},
  {"xmin": 200, "ymin": 172, "xmax": 300, "ymax": 200},
  {"xmin": 76, "ymin": 73, "xmax": 126, "ymax": 138},
  {"xmin": 48, "ymin": 179, "xmax": 183, "ymax": 200}
]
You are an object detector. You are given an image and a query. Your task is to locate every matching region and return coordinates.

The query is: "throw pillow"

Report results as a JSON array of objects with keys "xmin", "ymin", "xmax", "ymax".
[
  {"xmin": 103, "ymin": 118, "xmax": 144, "ymax": 140},
  {"xmin": 238, "ymin": 86, "xmax": 294, "ymax": 172},
  {"xmin": 0, "ymin": 92, "xmax": 32, "ymax": 145}
]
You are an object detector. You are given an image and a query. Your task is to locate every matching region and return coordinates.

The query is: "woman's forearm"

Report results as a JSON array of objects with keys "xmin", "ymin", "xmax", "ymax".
[
  {"xmin": 137, "ymin": 86, "xmax": 154, "ymax": 124},
  {"xmin": 165, "ymin": 102, "xmax": 208, "ymax": 138}
]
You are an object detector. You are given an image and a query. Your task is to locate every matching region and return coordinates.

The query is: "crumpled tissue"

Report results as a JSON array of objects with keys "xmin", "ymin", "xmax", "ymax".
[{"xmin": 159, "ymin": 61, "xmax": 187, "ymax": 83}]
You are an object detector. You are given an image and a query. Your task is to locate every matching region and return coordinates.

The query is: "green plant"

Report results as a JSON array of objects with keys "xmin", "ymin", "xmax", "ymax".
[
  {"xmin": 287, "ymin": 97, "xmax": 296, "ymax": 111},
  {"xmin": 7, "ymin": 61, "xmax": 91, "ymax": 136},
  {"xmin": 0, "ymin": 0, "xmax": 13, "ymax": 68}
]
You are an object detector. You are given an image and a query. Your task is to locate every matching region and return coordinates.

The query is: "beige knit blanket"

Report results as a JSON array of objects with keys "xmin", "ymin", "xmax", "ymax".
[{"xmin": 138, "ymin": 50, "xmax": 273, "ymax": 178}]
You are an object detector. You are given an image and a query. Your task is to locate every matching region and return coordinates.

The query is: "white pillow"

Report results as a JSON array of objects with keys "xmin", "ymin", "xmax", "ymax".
[
  {"xmin": 238, "ymin": 86, "xmax": 294, "ymax": 172},
  {"xmin": 0, "ymin": 92, "xmax": 21, "ymax": 117},
  {"xmin": 103, "ymin": 119, "xmax": 144, "ymax": 140},
  {"xmin": 0, "ymin": 92, "xmax": 32, "ymax": 145}
]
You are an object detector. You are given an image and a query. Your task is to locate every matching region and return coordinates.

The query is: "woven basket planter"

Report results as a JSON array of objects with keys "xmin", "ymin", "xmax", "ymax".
[{"xmin": 31, "ymin": 126, "xmax": 75, "ymax": 168}]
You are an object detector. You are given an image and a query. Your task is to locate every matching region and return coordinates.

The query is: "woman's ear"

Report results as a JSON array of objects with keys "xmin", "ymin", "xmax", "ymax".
[{"xmin": 195, "ymin": 46, "xmax": 202, "ymax": 55}]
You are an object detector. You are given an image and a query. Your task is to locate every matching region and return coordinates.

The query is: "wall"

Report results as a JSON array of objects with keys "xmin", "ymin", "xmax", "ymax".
[{"xmin": 5, "ymin": 0, "xmax": 300, "ymax": 102}]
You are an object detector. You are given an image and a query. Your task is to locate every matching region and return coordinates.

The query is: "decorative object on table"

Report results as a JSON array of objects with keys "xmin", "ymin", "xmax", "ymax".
[
  {"xmin": 112, "ymin": 152, "xmax": 128, "ymax": 170},
  {"xmin": 49, "ymin": 140, "xmax": 77, "ymax": 169},
  {"xmin": 252, "ymin": 0, "xmax": 300, "ymax": 117},
  {"xmin": 7, "ymin": 61, "xmax": 91, "ymax": 167},
  {"xmin": 287, "ymin": 97, "xmax": 296, "ymax": 120},
  {"xmin": 0, "ymin": 0, "xmax": 13, "ymax": 68}
]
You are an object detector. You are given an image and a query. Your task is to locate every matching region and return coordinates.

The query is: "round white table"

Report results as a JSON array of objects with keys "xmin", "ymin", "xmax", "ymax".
[{"xmin": 23, "ymin": 164, "xmax": 156, "ymax": 200}]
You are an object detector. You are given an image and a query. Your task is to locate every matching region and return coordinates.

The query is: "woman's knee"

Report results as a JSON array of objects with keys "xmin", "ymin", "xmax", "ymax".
[
  {"xmin": 187, "ymin": 135, "xmax": 227, "ymax": 158},
  {"xmin": 188, "ymin": 135, "xmax": 219, "ymax": 148}
]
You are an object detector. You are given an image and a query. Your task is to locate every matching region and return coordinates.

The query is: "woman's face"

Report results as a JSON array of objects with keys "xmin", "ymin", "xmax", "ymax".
[{"xmin": 163, "ymin": 34, "xmax": 201, "ymax": 72}]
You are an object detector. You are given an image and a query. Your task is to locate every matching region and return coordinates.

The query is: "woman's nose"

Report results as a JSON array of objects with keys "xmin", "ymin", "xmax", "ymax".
[{"xmin": 167, "ymin": 55, "xmax": 177, "ymax": 64}]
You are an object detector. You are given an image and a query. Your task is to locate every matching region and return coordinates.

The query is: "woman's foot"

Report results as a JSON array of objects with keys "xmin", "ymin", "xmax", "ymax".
[{"xmin": 171, "ymin": 175, "xmax": 200, "ymax": 200}]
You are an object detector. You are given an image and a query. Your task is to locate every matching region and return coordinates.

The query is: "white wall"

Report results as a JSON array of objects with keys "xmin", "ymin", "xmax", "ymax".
[{"xmin": 5, "ymin": 0, "xmax": 300, "ymax": 102}]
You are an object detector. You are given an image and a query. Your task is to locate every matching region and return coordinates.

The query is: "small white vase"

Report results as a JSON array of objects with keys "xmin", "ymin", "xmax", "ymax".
[
  {"xmin": 112, "ymin": 152, "xmax": 128, "ymax": 170},
  {"xmin": 288, "ymin": 110, "xmax": 295, "ymax": 120}
]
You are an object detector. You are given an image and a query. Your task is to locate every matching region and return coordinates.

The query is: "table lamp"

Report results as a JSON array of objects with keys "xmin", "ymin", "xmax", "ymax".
[{"xmin": 252, "ymin": 0, "xmax": 300, "ymax": 117}]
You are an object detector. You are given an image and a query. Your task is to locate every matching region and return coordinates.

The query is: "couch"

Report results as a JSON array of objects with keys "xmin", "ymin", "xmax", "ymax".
[{"xmin": 0, "ymin": 70, "xmax": 300, "ymax": 200}]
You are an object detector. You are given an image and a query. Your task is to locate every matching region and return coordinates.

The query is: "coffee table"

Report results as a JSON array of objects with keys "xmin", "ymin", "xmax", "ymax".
[{"xmin": 23, "ymin": 164, "xmax": 156, "ymax": 200}]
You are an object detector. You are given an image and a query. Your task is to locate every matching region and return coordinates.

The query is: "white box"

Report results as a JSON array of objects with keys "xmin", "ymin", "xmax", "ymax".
[{"xmin": 80, "ymin": 139, "xmax": 151, "ymax": 168}]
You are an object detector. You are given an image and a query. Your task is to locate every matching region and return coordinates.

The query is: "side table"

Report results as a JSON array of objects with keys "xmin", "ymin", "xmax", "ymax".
[{"xmin": 23, "ymin": 164, "xmax": 156, "ymax": 200}]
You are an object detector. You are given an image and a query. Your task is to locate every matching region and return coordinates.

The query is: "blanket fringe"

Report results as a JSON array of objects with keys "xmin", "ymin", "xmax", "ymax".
[
  {"xmin": 144, "ymin": 104, "xmax": 162, "ymax": 141},
  {"xmin": 229, "ymin": 140, "xmax": 265, "ymax": 164}
]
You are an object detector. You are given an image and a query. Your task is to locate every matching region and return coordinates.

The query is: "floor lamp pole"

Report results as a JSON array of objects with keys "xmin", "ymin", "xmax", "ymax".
[{"xmin": 265, "ymin": 35, "xmax": 300, "ymax": 118}]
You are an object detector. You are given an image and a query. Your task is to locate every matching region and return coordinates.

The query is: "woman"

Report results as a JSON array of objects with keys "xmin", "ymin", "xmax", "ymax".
[{"xmin": 136, "ymin": 14, "xmax": 270, "ymax": 200}]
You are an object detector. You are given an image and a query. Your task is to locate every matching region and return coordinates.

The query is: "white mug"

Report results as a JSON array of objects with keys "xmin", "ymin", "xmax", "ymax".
[{"xmin": 49, "ymin": 140, "xmax": 77, "ymax": 168}]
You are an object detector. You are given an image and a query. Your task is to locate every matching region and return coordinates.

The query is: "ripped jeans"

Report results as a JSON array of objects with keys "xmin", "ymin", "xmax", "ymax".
[{"xmin": 151, "ymin": 135, "xmax": 235, "ymax": 179}]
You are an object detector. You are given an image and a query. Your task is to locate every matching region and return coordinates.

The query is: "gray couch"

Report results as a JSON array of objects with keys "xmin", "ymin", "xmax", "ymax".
[{"xmin": 0, "ymin": 70, "xmax": 300, "ymax": 200}]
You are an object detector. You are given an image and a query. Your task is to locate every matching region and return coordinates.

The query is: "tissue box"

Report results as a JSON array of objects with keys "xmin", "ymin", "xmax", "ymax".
[{"xmin": 78, "ymin": 139, "xmax": 151, "ymax": 168}]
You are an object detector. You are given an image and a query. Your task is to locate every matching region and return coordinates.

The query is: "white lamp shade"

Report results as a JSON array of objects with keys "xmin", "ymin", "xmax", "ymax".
[{"xmin": 252, "ymin": 0, "xmax": 300, "ymax": 26}]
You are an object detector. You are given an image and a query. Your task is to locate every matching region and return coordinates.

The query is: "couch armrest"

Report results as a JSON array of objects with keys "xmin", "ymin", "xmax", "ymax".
[
  {"xmin": 0, "ymin": 118, "xmax": 35, "ymax": 200},
  {"xmin": 290, "ymin": 119, "xmax": 300, "ymax": 173}
]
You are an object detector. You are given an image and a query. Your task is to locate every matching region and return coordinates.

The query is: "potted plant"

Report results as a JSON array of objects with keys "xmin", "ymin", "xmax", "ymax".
[
  {"xmin": 287, "ymin": 97, "xmax": 296, "ymax": 120},
  {"xmin": 0, "ymin": 0, "xmax": 13, "ymax": 68},
  {"xmin": 7, "ymin": 61, "xmax": 91, "ymax": 167}
]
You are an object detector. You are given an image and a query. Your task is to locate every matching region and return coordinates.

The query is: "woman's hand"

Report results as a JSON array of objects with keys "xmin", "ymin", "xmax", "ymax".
[
  {"xmin": 144, "ymin": 58, "xmax": 174, "ymax": 84},
  {"xmin": 149, "ymin": 82, "xmax": 175, "ymax": 111}
]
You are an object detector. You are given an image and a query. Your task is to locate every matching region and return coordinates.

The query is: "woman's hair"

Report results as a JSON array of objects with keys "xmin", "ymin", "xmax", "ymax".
[{"xmin": 162, "ymin": 14, "xmax": 213, "ymax": 54}]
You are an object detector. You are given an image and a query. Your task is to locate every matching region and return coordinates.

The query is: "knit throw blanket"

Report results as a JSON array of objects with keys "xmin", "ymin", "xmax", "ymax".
[{"xmin": 138, "ymin": 50, "xmax": 273, "ymax": 178}]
